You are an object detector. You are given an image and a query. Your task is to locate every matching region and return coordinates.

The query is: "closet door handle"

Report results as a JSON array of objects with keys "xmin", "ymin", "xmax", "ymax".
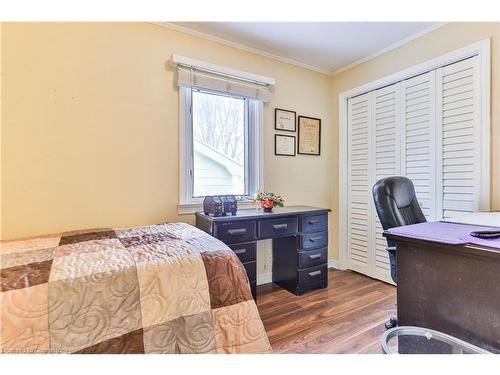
[
  {"xmin": 228, "ymin": 228, "xmax": 247, "ymax": 236},
  {"xmin": 309, "ymin": 254, "xmax": 321, "ymax": 260},
  {"xmin": 308, "ymin": 270, "xmax": 322, "ymax": 277},
  {"xmin": 233, "ymin": 248, "xmax": 246, "ymax": 255},
  {"xmin": 308, "ymin": 220, "xmax": 320, "ymax": 225}
]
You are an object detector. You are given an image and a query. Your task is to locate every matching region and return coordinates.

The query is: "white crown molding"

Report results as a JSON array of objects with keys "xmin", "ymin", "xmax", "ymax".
[
  {"xmin": 153, "ymin": 22, "xmax": 332, "ymax": 75},
  {"xmin": 152, "ymin": 22, "xmax": 448, "ymax": 76},
  {"xmin": 330, "ymin": 22, "xmax": 449, "ymax": 75}
]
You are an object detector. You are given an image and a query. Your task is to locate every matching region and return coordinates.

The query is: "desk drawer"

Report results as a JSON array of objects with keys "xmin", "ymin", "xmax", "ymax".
[
  {"xmin": 214, "ymin": 221, "xmax": 256, "ymax": 244},
  {"xmin": 228, "ymin": 242, "xmax": 256, "ymax": 264},
  {"xmin": 300, "ymin": 214, "xmax": 328, "ymax": 233},
  {"xmin": 243, "ymin": 261, "xmax": 256, "ymax": 282},
  {"xmin": 299, "ymin": 231, "xmax": 328, "ymax": 250},
  {"xmin": 298, "ymin": 264, "xmax": 327, "ymax": 286},
  {"xmin": 298, "ymin": 247, "xmax": 327, "ymax": 269},
  {"xmin": 258, "ymin": 216, "xmax": 298, "ymax": 239}
]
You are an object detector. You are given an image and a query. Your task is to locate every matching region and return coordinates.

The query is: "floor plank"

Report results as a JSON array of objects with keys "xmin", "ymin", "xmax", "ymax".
[{"xmin": 256, "ymin": 269, "xmax": 396, "ymax": 354}]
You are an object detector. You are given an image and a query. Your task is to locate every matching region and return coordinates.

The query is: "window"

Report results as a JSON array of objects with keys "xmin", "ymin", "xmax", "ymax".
[
  {"xmin": 192, "ymin": 89, "xmax": 247, "ymax": 197},
  {"xmin": 179, "ymin": 86, "xmax": 262, "ymax": 210}
]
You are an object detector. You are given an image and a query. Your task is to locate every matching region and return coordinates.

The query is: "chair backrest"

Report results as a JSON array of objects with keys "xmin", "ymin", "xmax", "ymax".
[{"xmin": 372, "ymin": 176, "xmax": 427, "ymax": 246}]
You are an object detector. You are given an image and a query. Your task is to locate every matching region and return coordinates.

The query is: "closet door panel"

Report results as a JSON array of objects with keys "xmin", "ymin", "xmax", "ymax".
[
  {"xmin": 347, "ymin": 93, "xmax": 371, "ymax": 275},
  {"xmin": 439, "ymin": 56, "xmax": 481, "ymax": 219},
  {"xmin": 402, "ymin": 71, "xmax": 436, "ymax": 220},
  {"xmin": 373, "ymin": 83, "xmax": 401, "ymax": 283}
]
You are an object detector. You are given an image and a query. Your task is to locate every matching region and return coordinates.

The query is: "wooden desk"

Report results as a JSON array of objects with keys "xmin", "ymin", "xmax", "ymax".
[
  {"xmin": 385, "ymin": 228, "xmax": 500, "ymax": 353},
  {"xmin": 196, "ymin": 205, "xmax": 331, "ymax": 299}
]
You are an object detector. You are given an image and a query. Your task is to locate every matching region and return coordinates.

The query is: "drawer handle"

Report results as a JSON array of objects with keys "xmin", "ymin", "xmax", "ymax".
[
  {"xmin": 308, "ymin": 219, "xmax": 320, "ymax": 225},
  {"xmin": 309, "ymin": 236, "xmax": 323, "ymax": 242},
  {"xmin": 308, "ymin": 270, "xmax": 322, "ymax": 277},
  {"xmin": 272, "ymin": 224, "xmax": 288, "ymax": 230},
  {"xmin": 228, "ymin": 228, "xmax": 247, "ymax": 236},
  {"xmin": 233, "ymin": 248, "xmax": 247, "ymax": 255},
  {"xmin": 309, "ymin": 254, "xmax": 321, "ymax": 260}
]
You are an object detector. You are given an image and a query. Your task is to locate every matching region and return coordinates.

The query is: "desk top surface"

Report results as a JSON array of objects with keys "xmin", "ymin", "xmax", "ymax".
[
  {"xmin": 385, "ymin": 221, "xmax": 500, "ymax": 251},
  {"xmin": 196, "ymin": 205, "xmax": 331, "ymax": 222}
]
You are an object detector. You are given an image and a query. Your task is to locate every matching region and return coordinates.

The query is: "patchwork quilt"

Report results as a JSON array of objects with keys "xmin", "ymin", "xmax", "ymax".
[{"xmin": 0, "ymin": 222, "xmax": 271, "ymax": 354}]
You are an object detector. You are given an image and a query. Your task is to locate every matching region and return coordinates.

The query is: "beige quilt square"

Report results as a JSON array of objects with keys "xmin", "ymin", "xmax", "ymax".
[
  {"xmin": 143, "ymin": 318, "xmax": 179, "ymax": 354},
  {"xmin": 143, "ymin": 311, "xmax": 215, "ymax": 354},
  {"xmin": 160, "ymin": 222, "xmax": 209, "ymax": 240},
  {"xmin": 212, "ymin": 300, "xmax": 271, "ymax": 354},
  {"xmin": 1, "ymin": 236, "xmax": 61, "ymax": 256},
  {"xmin": 48, "ymin": 267, "xmax": 142, "ymax": 353},
  {"xmin": 115, "ymin": 224, "xmax": 167, "ymax": 239},
  {"xmin": 137, "ymin": 252, "xmax": 210, "ymax": 328},
  {"xmin": 50, "ymin": 239, "xmax": 134, "ymax": 281},
  {"xmin": 1, "ymin": 284, "xmax": 49, "ymax": 353},
  {"xmin": 127, "ymin": 239, "xmax": 191, "ymax": 265},
  {"xmin": 2, "ymin": 248, "xmax": 56, "ymax": 269}
]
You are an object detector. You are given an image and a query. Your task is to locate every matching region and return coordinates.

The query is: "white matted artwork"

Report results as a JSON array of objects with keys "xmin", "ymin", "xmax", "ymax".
[
  {"xmin": 275, "ymin": 108, "xmax": 296, "ymax": 132},
  {"xmin": 274, "ymin": 134, "xmax": 296, "ymax": 156}
]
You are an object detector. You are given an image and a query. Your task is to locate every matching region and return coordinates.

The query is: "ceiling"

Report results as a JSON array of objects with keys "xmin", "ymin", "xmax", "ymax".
[{"xmin": 170, "ymin": 22, "xmax": 442, "ymax": 74}]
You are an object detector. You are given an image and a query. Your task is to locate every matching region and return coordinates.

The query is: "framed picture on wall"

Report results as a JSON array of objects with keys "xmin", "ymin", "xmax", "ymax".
[
  {"xmin": 275, "ymin": 134, "xmax": 296, "ymax": 156},
  {"xmin": 298, "ymin": 116, "xmax": 321, "ymax": 155},
  {"xmin": 275, "ymin": 108, "xmax": 296, "ymax": 132}
]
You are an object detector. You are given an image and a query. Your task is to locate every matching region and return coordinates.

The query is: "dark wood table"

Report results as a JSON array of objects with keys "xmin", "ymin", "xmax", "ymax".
[
  {"xmin": 196, "ymin": 205, "xmax": 331, "ymax": 299},
  {"xmin": 385, "ymin": 229, "xmax": 500, "ymax": 353}
]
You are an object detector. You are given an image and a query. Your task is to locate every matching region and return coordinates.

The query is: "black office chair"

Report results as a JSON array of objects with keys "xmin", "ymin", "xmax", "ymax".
[{"xmin": 372, "ymin": 176, "xmax": 427, "ymax": 329}]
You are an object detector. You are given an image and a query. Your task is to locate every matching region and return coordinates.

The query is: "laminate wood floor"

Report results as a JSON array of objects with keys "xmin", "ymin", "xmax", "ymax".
[{"xmin": 256, "ymin": 269, "xmax": 396, "ymax": 354}]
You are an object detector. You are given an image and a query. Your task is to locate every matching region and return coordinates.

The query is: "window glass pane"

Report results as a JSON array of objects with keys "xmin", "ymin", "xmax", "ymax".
[{"xmin": 192, "ymin": 90, "xmax": 246, "ymax": 197}]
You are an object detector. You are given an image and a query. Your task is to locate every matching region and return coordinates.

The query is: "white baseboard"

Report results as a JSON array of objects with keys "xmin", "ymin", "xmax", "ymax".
[
  {"xmin": 328, "ymin": 259, "xmax": 338, "ymax": 269},
  {"xmin": 256, "ymin": 272, "xmax": 272, "ymax": 286}
]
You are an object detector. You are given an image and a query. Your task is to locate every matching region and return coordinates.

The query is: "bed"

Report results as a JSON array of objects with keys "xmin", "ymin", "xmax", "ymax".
[{"xmin": 0, "ymin": 222, "xmax": 271, "ymax": 354}]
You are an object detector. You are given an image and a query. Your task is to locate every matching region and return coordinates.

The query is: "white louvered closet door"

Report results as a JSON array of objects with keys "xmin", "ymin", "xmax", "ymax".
[
  {"xmin": 437, "ymin": 56, "xmax": 483, "ymax": 219},
  {"xmin": 401, "ymin": 71, "xmax": 437, "ymax": 220},
  {"xmin": 372, "ymin": 83, "xmax": 401, "ymax": 283},
  {"xmin": 347, "ymin": 93, "xmax": 371, "ymax": 276},
  {"xmin": 345, "ymin": 53, "xmax": 486, "ymax": 284}
]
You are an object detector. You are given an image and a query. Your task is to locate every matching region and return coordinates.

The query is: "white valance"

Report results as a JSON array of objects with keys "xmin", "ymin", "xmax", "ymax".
[{"xmin": 172, "ymin": 55, "xmax": 273, "ymax": 102}]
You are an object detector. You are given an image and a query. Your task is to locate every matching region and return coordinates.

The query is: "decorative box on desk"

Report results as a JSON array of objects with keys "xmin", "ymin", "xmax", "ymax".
[{"xmin": 195, "ymin": 205, "xmax": 331, "ymax": 299}]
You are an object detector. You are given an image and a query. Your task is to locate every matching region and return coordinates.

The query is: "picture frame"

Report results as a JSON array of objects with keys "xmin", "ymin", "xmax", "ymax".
[
  {"xmin": 298, "ymin": 116, "xmax": 321, "ymax": 155},
  {"xmin": 274, "ymin": 134, "xmax": 296, "ymax": 156},
  {"xmin": 275, "ymin": 108, "xmax": 296, "ymax": 132}
]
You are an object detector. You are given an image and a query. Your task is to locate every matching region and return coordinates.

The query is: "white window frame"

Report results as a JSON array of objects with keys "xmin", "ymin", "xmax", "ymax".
[
  {"xmin": 178, "ymin": 86, "xmax": 264, "ymax": 214},
  {"xmin": 338, "ymin": 39, "xmax": 491, "ymax": 270}
]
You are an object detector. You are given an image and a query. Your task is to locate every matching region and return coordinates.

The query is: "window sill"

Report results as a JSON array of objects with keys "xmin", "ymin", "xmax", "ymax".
[{"xmin": 177, "ymin": 199, "xmax": 256, "ymax": 215}]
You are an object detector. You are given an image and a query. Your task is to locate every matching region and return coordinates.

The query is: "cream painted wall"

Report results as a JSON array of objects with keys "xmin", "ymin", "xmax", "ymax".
[
  {"xmin": 330, "ymin": 22, "xmax": 500, "ymax": 261},
  {"xmin": 2, "ymin": 22, "xmax": 499, "ymax": 271},
  {"xmin": 0, "ymin": 23, "xmax": 334, "ymax": 276}
]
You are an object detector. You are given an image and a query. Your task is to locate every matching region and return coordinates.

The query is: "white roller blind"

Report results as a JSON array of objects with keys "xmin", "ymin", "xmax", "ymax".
[
  {"xmin": 347, "ymin": 93, "xmax": 371, "ymax": 274},
  {"xmin": 177, "ymin": 66, "xmax": 271, "ymax": 102}
]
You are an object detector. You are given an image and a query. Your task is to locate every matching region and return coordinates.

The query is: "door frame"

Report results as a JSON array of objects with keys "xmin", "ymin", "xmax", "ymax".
[{"xmin": 338, "ymin": 39, "xmax": 491, "ymax": 272}]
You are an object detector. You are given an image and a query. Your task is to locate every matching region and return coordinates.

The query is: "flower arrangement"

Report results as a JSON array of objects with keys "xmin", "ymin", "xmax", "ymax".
[{"xmin": 253, "ymin": 191, "xmax": 285, "ymax": 212}]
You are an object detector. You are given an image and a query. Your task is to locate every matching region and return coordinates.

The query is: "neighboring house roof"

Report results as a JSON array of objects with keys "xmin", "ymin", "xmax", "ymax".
[{"xmin": 193, "ymin": 138, "xmax": 243, "ymax": 175}]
